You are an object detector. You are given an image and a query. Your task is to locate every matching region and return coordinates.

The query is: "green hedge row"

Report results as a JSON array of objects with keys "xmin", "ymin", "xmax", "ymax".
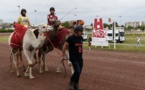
[{"xmin": 0, "ymin": 29, "xmax": 14, "ymax": 33}]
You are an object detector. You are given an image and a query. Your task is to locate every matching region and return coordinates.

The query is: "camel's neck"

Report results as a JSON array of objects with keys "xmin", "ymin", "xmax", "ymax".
[{"xmin": 34, "ymin": 32, "xmax": 46, "ymax": 48}]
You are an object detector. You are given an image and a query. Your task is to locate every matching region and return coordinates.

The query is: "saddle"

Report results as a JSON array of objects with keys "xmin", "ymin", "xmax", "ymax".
[
  {"xmin": 52, "ymin": 27, "xmax": 70, "ymax": 46},
  {"xmin": 10, "ymin": 23, "xmax": 27, "ymax": 50}
]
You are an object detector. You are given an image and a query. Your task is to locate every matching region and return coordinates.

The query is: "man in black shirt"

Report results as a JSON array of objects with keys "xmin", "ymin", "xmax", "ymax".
[{"xmin": 62, "ymin": 25, "xmax": 83, "ymax": 90}]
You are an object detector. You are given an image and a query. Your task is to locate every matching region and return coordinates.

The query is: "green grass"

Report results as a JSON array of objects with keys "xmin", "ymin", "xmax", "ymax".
[
  {"xmin": 0, "ymin": 36, "xmax": 8, "ymax": 43},
  {"xmin": 0, "ymin": 34, "xmax": 145, "ymax": 52},
  {"xmin": 83, "ymin": 43, "xmax": 145, "ymax": 52},
  {"xmin": 87, "ymin": 33, "xmax": 145, "ymax": 44},
  {"xmin": 84, "ymin": 34, "xmax": 145, "ymax": 52},
  {"xmin": 124, "ymin": 34, "xmax": 145, "ymax": 44}
]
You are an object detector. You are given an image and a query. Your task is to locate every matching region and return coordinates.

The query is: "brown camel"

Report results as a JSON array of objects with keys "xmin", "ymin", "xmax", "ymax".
[{"xmin": 37, "ymin": 20, "xmax": 74, "ymax": 74}]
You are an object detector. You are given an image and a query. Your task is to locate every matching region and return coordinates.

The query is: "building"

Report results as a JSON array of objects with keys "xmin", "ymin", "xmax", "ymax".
[
  {"xmin": 0, "ymin": 19, "xmax": 3, "ymax": 25},
  {"xmin": 125, "ymin": 21, "xmax": 145, "ymax": 28},
  {"xmin": 85, "ymin": 25, "xmax": 93, "ymax": 30}
]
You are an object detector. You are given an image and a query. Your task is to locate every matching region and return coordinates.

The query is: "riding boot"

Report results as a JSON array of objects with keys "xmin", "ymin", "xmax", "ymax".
[
  {"xmin": 69, "ymin": 81, "xmax": 74, "ymax": 90},
  {"xmin": 74, "ymin": 83, "xmax": 83, "ymax": 90}
]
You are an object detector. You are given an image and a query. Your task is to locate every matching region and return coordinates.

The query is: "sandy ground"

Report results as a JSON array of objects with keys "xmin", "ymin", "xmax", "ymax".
[{"xmin": 0, "ymin": 33, "xmax": 145, "ymax": 90}]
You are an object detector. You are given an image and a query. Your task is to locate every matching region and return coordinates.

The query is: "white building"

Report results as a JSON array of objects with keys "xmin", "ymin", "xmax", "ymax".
[{"xmin": 125, "ymin": 21, "xmax": 145, "ymax": 28}]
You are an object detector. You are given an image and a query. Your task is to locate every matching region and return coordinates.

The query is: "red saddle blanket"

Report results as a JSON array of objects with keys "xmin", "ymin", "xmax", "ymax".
[
  {"xmin": 10, "ymin": 23, "xmax": 27, "ymax": 49},
  {"xmin": 53, "ymin": 28, "xmax": 70, "ymax": 46}
]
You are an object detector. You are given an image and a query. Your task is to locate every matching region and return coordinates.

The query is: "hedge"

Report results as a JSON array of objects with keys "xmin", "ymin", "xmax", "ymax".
[{"xmin": 0, "ymin": 29, "xmax": 14, "ymax": 33}]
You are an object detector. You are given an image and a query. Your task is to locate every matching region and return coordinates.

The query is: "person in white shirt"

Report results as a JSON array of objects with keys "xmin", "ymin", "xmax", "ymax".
[{"xmin": 137, "ymin": 36, "xmax": 141, "ymax": 45}]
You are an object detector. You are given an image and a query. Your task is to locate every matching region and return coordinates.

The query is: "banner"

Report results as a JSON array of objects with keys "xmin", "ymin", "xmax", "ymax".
[{"xmin": 91, "ymin": 18, "xmax": 109, "ymax": 46}]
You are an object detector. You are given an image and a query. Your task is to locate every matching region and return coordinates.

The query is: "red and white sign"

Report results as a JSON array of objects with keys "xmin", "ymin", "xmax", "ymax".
[{"xmin": 92, "ymin": 18, "xmax": 108, "ymax": 46}]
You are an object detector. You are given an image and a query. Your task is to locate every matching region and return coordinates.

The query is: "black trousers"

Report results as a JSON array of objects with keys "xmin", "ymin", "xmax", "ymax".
[{"xmin": 70, "ymin": 59, "xmax": 83, "ymax": 83}]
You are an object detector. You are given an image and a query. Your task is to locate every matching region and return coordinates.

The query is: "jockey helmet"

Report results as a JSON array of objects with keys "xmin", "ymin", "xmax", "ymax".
[
  {"xmin": 50, "ymin": 7, "xmax": 55, "ymax": 11},
  {"xmin": 21, "ymin": 9, "xmax": 27, "ymax": 16},
  {"xmin": 74, "ymin": 25, "xmax": 83, "ymax": 32},
  {"xmin": 21, "ymin": 9, "xmax": 27, "ymax": 13}
]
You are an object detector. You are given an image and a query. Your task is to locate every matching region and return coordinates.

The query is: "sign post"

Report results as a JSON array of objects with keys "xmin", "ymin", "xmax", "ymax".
[
  {"xmin": 108, "ymin": 18, "xmax": 116, "ymax": 49},
  {"xmin": 113, "ymin": 22, "xmax": 116, "ymax": 49},
  {"xmin": 91, "ymin": 18, "xmax": 108, "ymax": 46}
]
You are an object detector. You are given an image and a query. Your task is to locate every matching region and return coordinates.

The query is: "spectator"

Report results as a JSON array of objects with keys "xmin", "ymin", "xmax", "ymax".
[
  {"xmin": 137, "ymin": 36, "xmax": 141, "ymax": 45},
  {"xmin": 88, "ymin": 36, "xmax": 92, "ymax": 51}
]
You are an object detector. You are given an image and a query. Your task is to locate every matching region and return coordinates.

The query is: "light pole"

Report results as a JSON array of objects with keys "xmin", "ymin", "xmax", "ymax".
[
  {"xmin": 17, "ymin": 5, "xmax": 20, "ymax": 13},
  {"xmin": 113, "ymin": 21, "xmax": 116, "ymax": 49},
  {"xmin": 34, "ymin": 10, "xmax": 37, "ymax": 25},
  {"xmin": 119, "ymin": 16, "xmax": 122, "ymax": 29}
]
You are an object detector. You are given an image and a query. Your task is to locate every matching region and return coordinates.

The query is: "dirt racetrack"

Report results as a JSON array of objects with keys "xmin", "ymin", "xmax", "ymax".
[{"xmin": 0, "ymin": 38, "xmax": 145, "ymax": 90}]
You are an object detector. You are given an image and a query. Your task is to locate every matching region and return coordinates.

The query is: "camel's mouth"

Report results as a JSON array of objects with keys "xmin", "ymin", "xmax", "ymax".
[{"xmin": 38, "ymin": 24, "xmax": 53, "ymax": 32}]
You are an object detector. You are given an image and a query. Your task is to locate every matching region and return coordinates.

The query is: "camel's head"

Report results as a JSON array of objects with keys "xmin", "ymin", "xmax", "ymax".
[
  {"xmin": 69, "ymin": 20, "xmax": 84, "ymax": 28},
  {"xmin": 52, "ymin": 20, "xmax": 61, "ymax": 29},
  {"xmin": 38, "ymin": 24, "xmax": 53, "ymax": 32}
]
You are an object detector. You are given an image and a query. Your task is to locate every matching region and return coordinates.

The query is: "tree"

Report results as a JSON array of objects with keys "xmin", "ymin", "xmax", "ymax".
[
  {"xmin": 61, "ymin": 21, "xmax": 70, "ymax": 28},
  {"xmin": 140, "ymin": 26, "xmax": 145, "ymax": 31},
  {"xmin": 126, "ymin": 26, "xmax": 134, "ymax": 31}
]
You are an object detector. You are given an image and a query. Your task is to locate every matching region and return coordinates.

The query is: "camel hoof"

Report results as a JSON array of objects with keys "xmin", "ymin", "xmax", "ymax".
[
  {"xmin": 29, "ymin": 76, "xmax": 35, "ymax": 79},
  {"xmin": 45, "ymin": 68, "xmax": 49, "ymax": 72},
  {"xmin": 56, "ymin": 70, "xmax": 62, "ymax": 73},
  {"xmin": 39, "ymin": 71, "xmax": 43, "ymax": 74},
  {"xmin": 56, "ymin": 68, "xmax": 62, "ymax": 73},
  {"xmin": 17, "ymin": 75, "xmax": 21, "ymax": 77},
  {"xmin": 24, "ymin": 73, "xmax": 29, "ymax": 77}
]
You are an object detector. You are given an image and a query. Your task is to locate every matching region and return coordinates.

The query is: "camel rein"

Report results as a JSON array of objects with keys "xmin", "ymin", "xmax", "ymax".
[{"xmin": 47, "ymin": 36, "xmax": 67, "ymax": 78}]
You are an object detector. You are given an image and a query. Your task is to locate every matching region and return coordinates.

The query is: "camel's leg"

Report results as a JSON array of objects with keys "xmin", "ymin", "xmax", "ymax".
[
  {"xmin": 16, "ymin": 52, "xmax": 20, "ymax": 69},
  {"xmin": 9, "ymin": 53, "xmax": 14, "ymax": 72},
  {"xmin": 29, "ymin": 49, "xmax": 35, "ymax": 79},
  {"xmin": 19, "ymin": 51, "xmax": 26, "ymax": 71},
  {"xmin": 32, "ymin": 52, "xmax": 38, "ymax": 67},
  {"xmin": 24, "ymin": 66, "xmax": 29, "ymax": 77},
  {"xmin": 23, "ymin": 49, "xmax": 35, "ymax": 79},
  {"xmin": 29, "ymin": 66, "xmax": 34, "ymax": 79},
  {"xmin": 56, "ymin": 58, "xmax": 62, "ymax": 73},
  {"xmin": 66, "ymin": 50, "xmax": 74, "ymax": 74},
  {"xmin": 42, "ymin": 52, "xmax": 49, "ymax": 72},
  {"xmin": 12, "ymin": 52, "xmax": 21, "ymax": 77},
  {"xmin": 38, "ymin": 50, "xmax": 43, "ymax": 73}
]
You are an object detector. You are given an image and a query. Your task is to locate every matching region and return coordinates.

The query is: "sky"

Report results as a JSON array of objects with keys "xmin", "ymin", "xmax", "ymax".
[{"xmin": 0, "ymin": 0, "xmax": 145, "ymax": 25}]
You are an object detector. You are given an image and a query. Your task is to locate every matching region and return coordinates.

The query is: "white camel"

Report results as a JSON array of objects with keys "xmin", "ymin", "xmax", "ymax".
[
  {"xmin": 8, "ymin": 32, "xmax": 25, "ymax": 77},
  {"xmin": 8, "ymin": 24, "xmax": 53, "ymax": 79},
  {"xmin": 23, "ymin": 24, "xmax": 53, "ymax": 79}
]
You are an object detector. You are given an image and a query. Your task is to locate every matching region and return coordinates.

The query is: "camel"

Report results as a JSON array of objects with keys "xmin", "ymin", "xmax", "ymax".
[
  {"xmin": 37, "ymin": 20, "xmax": 84, "ymax": 74},
  {"xmin": 8, "ymin": 23, "xmax": 28, "ymax": 77},
  {"xmin": 23, "ymin": 24, "xmax": 53, "ymax": 79},
  {"xmin": 8, "ymin": 23, "xmax": 53, "ymax": 79},
  {"xmin": 37, "ymin": 20, "xmax": 74, "ymax": 75}
]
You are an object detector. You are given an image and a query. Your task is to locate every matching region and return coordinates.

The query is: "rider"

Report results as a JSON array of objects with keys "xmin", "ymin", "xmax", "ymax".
[
  {"xmin": 47, "ymin": 7, "xmax": 58, "ymax": 26},
  {"xmin": 17, "ymin": 8, "xmax": 30, "ymax": 27},
  {"xmin": 62, "ymin": 25, "xmax": 84, "ymax": 90}
]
